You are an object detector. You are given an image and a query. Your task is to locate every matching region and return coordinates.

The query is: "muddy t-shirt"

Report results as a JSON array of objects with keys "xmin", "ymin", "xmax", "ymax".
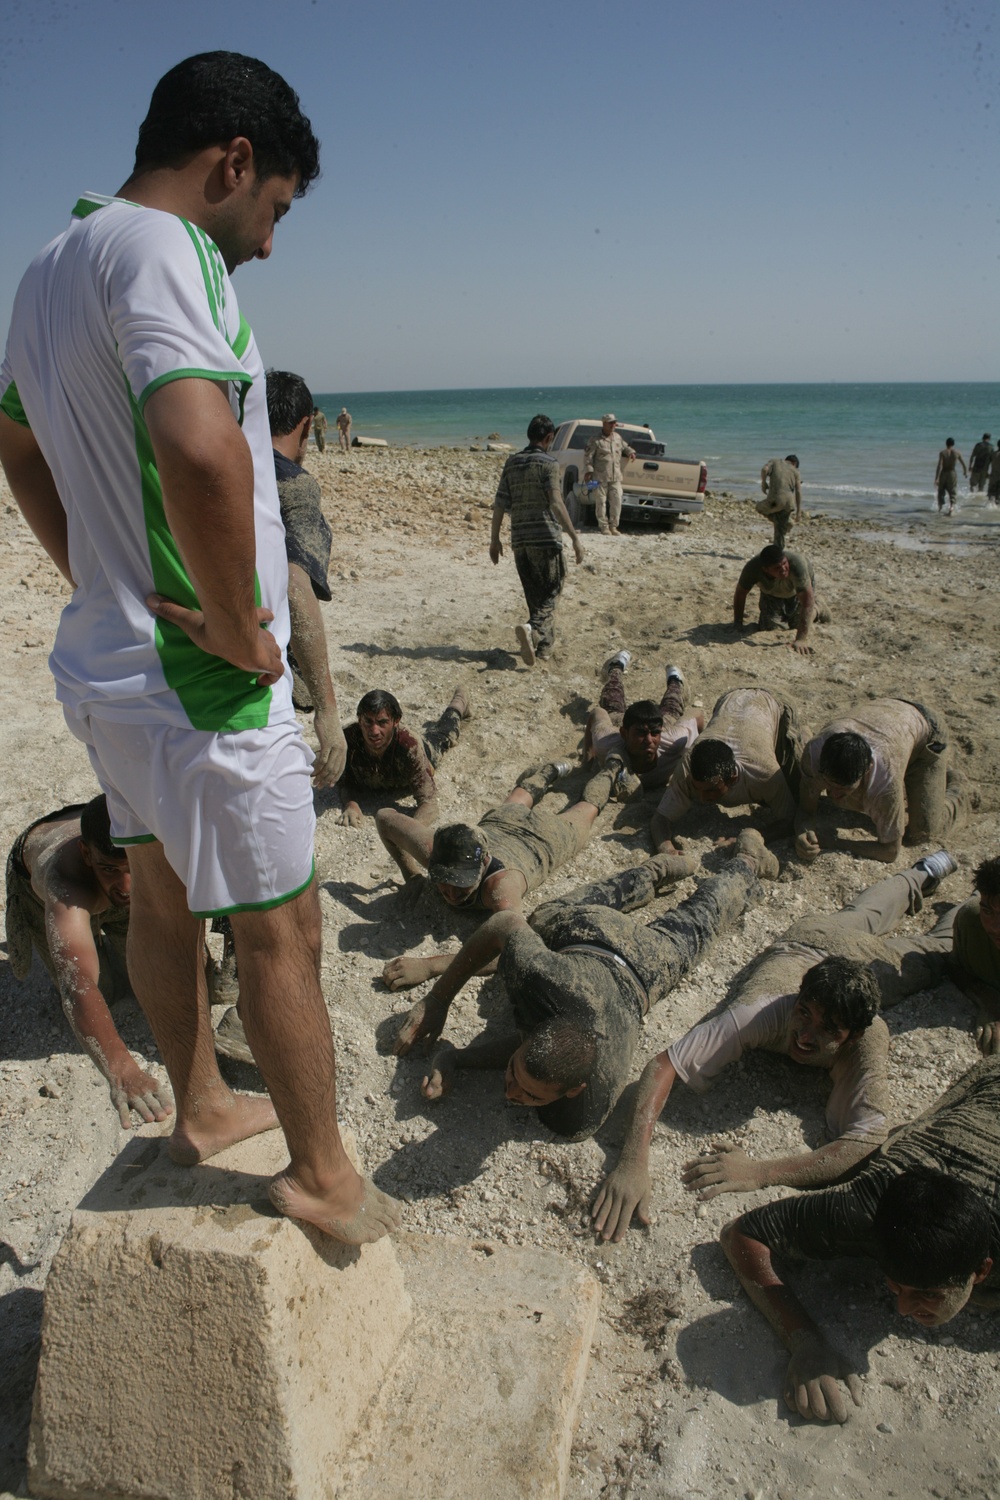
[
  {"xmin": 657, "ymin": 689, "xmax": 796, "ymax": 825},
  {"xmin": 739, "ymin": 1057, "xmax": 1000, "ymax": 1291},
  {"xmin": 340, "ymin": 723, "xmax": 436, "ymax": 808},
  {"xmin": 737, "ymin": 551, "xmax": 813, "ymax": 601},
  {"xmin": 952, "ymin": 899, "xmax": 1000, "ymax": 991},
  {"xmin": 273, "ymin": 450, "xmax": 332, "ymax": 601},
  {"xmin": 799, "ymin": 699, "xmax": 933, "ymax": 846}
]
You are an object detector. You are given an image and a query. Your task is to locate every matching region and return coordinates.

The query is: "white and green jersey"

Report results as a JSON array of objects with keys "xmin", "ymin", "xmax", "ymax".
[{"xmin": 0, "ymin": 194, "xmax": 293, "ymax": 732}]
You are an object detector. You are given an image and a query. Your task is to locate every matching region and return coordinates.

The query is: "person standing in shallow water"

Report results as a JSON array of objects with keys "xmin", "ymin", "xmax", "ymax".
[
  {"xmin": 935, "ymin": 437, "xmax": 967, "ymax": 514},
  {"xmin": 969, "ymin": 434, "xmax": 993, "ymax": 493},
  {"xmin": 490, "ymin": 413, "xmax": 585, "ymax": 666}
]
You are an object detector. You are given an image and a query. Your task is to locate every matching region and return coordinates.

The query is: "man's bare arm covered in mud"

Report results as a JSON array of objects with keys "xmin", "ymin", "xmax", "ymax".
[
  {"xmin": 390, "ymin": 910, "xmax": 528, "ymax": 1056},
  {"xmin": 720, "ymin": 1217, "xmax": 863, "ymax": 1424},
  {"xmin": 419, "ymin": 1030, "xmax": 523, "ymax": 1101},
  {"xmin": 285, "ymin": 561, "xmax": 346, "ymax": 789},
  {"xmin": 37, "ymin": 839, "xmax": 172, "ymax": 1128}
]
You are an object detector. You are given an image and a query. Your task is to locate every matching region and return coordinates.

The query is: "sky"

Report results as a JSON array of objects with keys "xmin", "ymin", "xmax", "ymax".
[{"xmin": 1, "ymin": 0, "xmax": 996, "ymax": 392}]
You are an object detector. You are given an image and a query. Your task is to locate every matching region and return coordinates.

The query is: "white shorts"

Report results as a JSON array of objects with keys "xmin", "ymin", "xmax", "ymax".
[{"xmin": 67, "ymin": 713, "xmax": 316, "ymax": 916}]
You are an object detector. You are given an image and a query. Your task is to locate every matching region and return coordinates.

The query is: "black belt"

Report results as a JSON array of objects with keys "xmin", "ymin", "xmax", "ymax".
[{"xmin": 554, "ymin": 941, "xmax": 650, "ymax": 1017}]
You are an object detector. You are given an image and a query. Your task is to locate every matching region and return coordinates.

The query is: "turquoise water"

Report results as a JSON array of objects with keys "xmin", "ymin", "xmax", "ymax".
[{"xmin": 316, "ymin": 383, "xmax": 1000, "ymax": 534}]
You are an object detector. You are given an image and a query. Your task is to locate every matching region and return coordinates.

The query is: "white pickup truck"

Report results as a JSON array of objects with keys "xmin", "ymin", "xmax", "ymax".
[{"xmin": 550, "ymin": 419, "xmax": 707, "ymax": 529}]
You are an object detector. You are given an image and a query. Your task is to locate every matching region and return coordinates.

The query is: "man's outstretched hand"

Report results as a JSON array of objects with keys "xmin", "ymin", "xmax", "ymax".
[
  {"xmin": 383, "ymin": 955, "xmax": 436, "ymax": 992},
  {"xmin": 147, "ymin": 595, "xmax": 284, "ymax": 686},
  {"xmin": 393, "ymin": 994, "xmax": 448, "ymax": 1055},
  {"xmin": 785, "ymin": 1332, "xmax": 863, "ymax": 1424}
]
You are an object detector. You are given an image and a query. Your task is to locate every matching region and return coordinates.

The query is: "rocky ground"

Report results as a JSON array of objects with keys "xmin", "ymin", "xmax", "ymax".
[{"xmin": 2, "ymin": 444, "xmax": 1000, "ymax": 1499}]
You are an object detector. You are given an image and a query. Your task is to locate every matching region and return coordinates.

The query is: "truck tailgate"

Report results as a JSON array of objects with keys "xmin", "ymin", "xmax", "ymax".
[{"xmin": 623, "ymin": 454, "xmax": 703, "ymax": 498}]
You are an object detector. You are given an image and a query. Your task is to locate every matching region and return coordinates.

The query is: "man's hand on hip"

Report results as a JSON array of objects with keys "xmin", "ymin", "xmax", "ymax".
[{"xmin": 147, "ymin": 594, "xmax": 284, "ymax": 685}]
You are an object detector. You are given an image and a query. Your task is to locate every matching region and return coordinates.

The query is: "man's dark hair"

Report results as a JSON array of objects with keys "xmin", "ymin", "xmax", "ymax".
[
  {"xmin": 522, "ymin": 1020, "xmax": 597, "ymax": 1092},
  {"xmin": 819, "ymin": 731, "xmax": 873, "ymax": 787},
  {"xmin": 622, "ymin": 699, "xmax": 664, "ymax": 734},
  {"xmin": 759, "ymin": 544, "xmax": 786, "ymax": 567},
  {"xmin": 873, "ymin": 1170, "xmax": 992, "ymax": 1288},
  {"xmin": 134, "ymin": 52, "xmax": 320, "ymax": 195},
  {"xmin": 357, "ymin": 690, "xmax": 402, "ymax": 722},
  {"xmin": 527, "ymin": 414, "xmax": 556, "ymax": 444},
  {"xmin": 799, "ymin": 956, "xmax": 880, "ymax": 1037},
  {"xmin": 266, "ymin": 370, "xmax": 313, "ymax": 437},
  {"xmin": 945, "ymin": 438, "xmax": 955, "ymax": 448},
  {"xmin": 974, "ymin": 856, "xmax": 1000, "ymax": 902},
  {"xmin": 80, "ymin": 796, "xmax": 122, "ymax": 861},
  {"xmin": 690, "ymin": 738, "xmax": 738, "ymax": 785},
  {"xmin": 785, "ymin": 454, "xmax": 799, "ymax": 467}
]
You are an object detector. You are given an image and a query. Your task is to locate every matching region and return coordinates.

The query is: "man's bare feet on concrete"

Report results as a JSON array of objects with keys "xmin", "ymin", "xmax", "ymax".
[
  {"xmin": 168, "ymin": 1091, "xmax": 279, "ymax": 1166},
  {"xmin": 269, "ymin": 1166, "xmax": 403, "ymax": 1244}
]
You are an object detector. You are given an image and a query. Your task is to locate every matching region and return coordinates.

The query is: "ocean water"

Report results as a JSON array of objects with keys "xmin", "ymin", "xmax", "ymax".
[{"xmin": 315, "ymin": 383, "xmax": 1000, "ymax": 538}]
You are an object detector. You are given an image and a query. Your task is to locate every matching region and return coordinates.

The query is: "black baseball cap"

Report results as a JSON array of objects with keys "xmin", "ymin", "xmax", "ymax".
[{"xmin": 428, "ymin": 824, "xmax": 488, "ymax": 887}]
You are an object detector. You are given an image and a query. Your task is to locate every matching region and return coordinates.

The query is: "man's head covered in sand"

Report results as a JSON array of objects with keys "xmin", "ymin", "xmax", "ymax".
[
  {"xmin": 874, "ymin": 1170, "xmax": 994, "ymax": 1325},
  {"xmin": 79, "ymin": 795, "xmax": 131, "ymax": 908},
  {"xmin": 786, "ymin": 956, "xmax": 880, "ymax": 1067},
  {"xmin": 356, "ymin": 689, "xmax": 403, "ymax": 758}
]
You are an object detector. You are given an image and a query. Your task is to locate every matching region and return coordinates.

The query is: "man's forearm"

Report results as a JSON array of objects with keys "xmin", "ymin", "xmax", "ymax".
[
  {"xmin": 617, "ymin": 1054, "xmax": 677, "ymax": 1171},
  {"xmin": 0, "ymin": 412, "xmax": 74, "ymax": 583},
  {"xmin": 754, "ymin": 1137, "xmax": 875, "ymax": 1191},
  {"xmin": 287, "ymin": 564, "xmax": 336, "ymax": 716},
  {"xmin": 649, "ymin": 811, "xmax": 677, "ymax": 852},
  {"xmin": 144, "ymin": 380, "xmax": 260, "ymax": 636},
  {"xmin": 733, "ymin": 586, "xmax": 749, "ymax": 626},
  {"xmin": 426, "ymin": 910, "xmax": 526, "ymax": 1009},
  {"xmin": 720, "ymin": 1220, "xmax": 818, "ymax": 1351},
  {"xmin": 794, "ymin": 588, "xmax": 816, "ymax": 639}
]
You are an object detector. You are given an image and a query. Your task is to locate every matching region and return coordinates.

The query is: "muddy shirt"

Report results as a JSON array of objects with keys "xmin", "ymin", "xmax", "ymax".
[
  {"xmin": 739, "ymin": 1057, "xmax": 1000, "ymax": 1292},
  {"xmin": 273, "ymin": 451, "xmax": 332, "ymax": 601},
  {"xmin": 499, "ymin": 913, "xmax": 647, "ymax": 1140},
  {"xmin": 658, "ymin": 688, "xmax": 796, "ymax": 824},
  {"xmin": 737, "ymin": 550, "xmax": 814, "ymax": 601},
  {"xmin": 800, "ymin": 699, "xmax": 934, "ymax": 846},
  {"xmin": 952, "ymin": 898, "xmax": 1000, "ymax": 991},
  {"xmin": 475, "ymin": 804, "xmax": 587, "ymax": 900},
  {"xmin": 493, "ymin": 445, "xmax": 564, "ymax": 550},
  {"xmin": 340, "ymin": 723, "xmax": 437, "ymax": 808},
  {"xmin": 668, "ymin": 991, "xmax": 889, "ymax": 1144}
]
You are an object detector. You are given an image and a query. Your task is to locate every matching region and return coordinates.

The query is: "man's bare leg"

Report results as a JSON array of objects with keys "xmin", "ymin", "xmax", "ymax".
[
  {"xmin": 231, "ymin": 882, "xmax": 402, "ymax": 1243},
  {"xmin": 126, "ymin": 842, "xmax": 278, "ymax": 1165}
]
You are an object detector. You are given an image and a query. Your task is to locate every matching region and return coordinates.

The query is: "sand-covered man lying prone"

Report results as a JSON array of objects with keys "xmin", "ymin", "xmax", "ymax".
[
  {"xmin": 4, "ymin": 795, "xmax": 172, "ymax": 1126},
  {"xmin": 721, "ymin": 1056, "xmax": 1000, "ymax": 1424},
  {"xmin": 585, "ymin": 651, "xmax": 703, "ymax": 803},
  {"xmin": 591, "ymin": 849, "xmax": 959, "ymax": 1242},
  {"xmin": 380, "ymin": 758, "xmax": 622, "ymax": 1001},
  {"xmin": 394, "ymin": 832, "xmax": 779, "ymax": 1142}
]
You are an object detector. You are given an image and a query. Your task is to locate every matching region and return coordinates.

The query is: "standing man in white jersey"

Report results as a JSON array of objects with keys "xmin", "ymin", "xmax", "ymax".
[{"xmin": 0, "ymin": 52, "xmax": 400, "ymax": 1245}]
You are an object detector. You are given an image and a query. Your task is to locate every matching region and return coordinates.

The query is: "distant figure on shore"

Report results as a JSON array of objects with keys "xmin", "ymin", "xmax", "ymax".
[
  {"xmin": 969, "ymin": 434, "xmax": 994, "ymax": 494},
  {"xmin": 311, "ymin": 406, "xmax": 327, "ymax": 452},
  {"xmin": 757, "ymin": 455, "xmax": 802, "ymax": 547},
  {"xmin": 335, "ymin": 686, "xmax": 471, "ymax": 829},
  {"xmin": 5, "ymin": 796, "xmax": 172, "ymax": 1127},
  {"xmin": 337, "ymin": 406, "xmax": 352, "ymax": 451},
  {"xmin": 490, "ymin": 413, "xmax": 584, "ymax": 665},
  {"xmin": 733, "ymin": 543, "xmax": 829, "ymax": 656},
  {"xmin": 935, "ymin": 438, "xmax": 967, "ymax": 514},
  {"xmin": 584, "ymin": 414, "xmax": 636, "ymax": 537},
  {"xmin": 988, "ymin": 445, "xmax": 1000, "ymax": 505},
  {"xmin": 267, "ymin": 370, "xmax": 346, "ymax": 789}
]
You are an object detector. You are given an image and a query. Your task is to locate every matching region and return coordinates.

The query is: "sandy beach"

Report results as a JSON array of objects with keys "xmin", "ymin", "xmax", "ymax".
[{"xmin": 2, "ymin": 444, "xmax": 1000, "ymax": 1499}]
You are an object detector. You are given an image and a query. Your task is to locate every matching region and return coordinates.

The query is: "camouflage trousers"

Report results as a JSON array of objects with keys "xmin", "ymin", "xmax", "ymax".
[{"xmin": 513, "ymin": 545, "xmax": 566, "ymax": 656}]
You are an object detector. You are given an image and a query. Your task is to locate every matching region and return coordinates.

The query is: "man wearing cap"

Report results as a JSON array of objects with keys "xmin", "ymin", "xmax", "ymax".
[
  {"xmin": 336, "ymin": 406, "xmax": 352, "ymax": 451},
  {"xmin": 732, "ymin": 544, "xmax": 829, "ymax": 656},
  {"xmin": 584, "ymin": 415, "xmax": 636, "ymax": 536},
  {"xmin": 379, "ymin": 757, "xmax": 642, "ymax": 1002}
]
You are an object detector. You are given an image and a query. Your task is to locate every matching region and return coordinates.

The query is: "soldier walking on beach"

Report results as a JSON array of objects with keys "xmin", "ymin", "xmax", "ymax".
[
  {"xmin": 757, "ymin": 455, "xmax": 802, "ymax": 547},
  {"xmin": 935, "ymin": 438, "xmax": 967, "ymax": 514},
  {"xmin": 336, "ymin": 406, "xmax": 352, "ymax": 450},
  {"xmin": 584, "ymin": 414, "xmax": 636, "ymax": 536},
  {"xmin": 0, "ymin": 51, "xmax": 399, "ymax": 1245},
  {"xmin": 969, "ymin": 434, "xmax": 993, "ymax": 493},
  {"xmin": 490, "ymin": 413, "xmax": 585, "ymax": 665},
  {"xmin": 311, "ymin": 405, "xmax": 327, "ymax": 451}
]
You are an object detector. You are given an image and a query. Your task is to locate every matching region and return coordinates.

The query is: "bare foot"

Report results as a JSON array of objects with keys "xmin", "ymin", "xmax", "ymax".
[
  {"xmin": 168, "ymin": 1091, "xmax": 279, "ymax": 1165},
  {"xmin": 269, "ymin": 1167, "xmax": 403, "ymax": 1244}
]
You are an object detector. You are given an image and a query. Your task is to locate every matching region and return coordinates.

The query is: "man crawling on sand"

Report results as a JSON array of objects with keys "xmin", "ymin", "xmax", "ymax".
[
  {"xmin": 336, "ymin": 685, "xmax": 471, "ymax": 828},
  {"xmin": 394, "ymin": 831, "xmax": 779, "ymax": 1141},
  {"xmin": 721, "ymin": 1056, "xmax": 1000, "ymax": 1424},
  {"xmin": 585, "ymin": 651, "xmax": 703, "ymax": 801},
  {"xmin": 591, "ymin": 849, "xmax": 959, "ymax": 1242},
  {"xmin": 4, "ymin": 795, "xmax": 172, "ymax": 1126}
]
